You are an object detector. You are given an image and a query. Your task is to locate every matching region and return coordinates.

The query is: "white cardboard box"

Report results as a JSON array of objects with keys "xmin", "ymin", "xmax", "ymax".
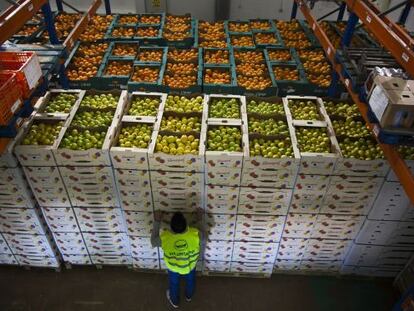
[
  {"xmin": 74, "ymin": 207, "xmax": 126, "ymax": 233},
  {"xmin": 0, "ymin": 253, "xmax": 18, "ymax": 265},
  {"xmin": 83, "ymin": 232, "xmax": 130, "ymax": 256},
  {"xmin": 334, "ymin": 158, "xmax": 390, "ymax": 177},
  {"xmin": 299, "ymin": 259, "xmax": 341, "ymax": 272},
  {"xmin": 327, "ymin": 175, "xmax": 384, "ymax": 194},
  {"xmin": 230, "ymin": 261, "xmax": 273, "ymax": 274},
  {"xmin": 52, "ymin": 232, "xmax": 89, "ymax": 255},
  {"xmin": 234, "ymin": 214, "xmax": 285, "ymax": 242},
  {"xmin": 205, "ymin": 213, "xmax": 236, "ymax": 241},
  {"xmin": 238, "ymin": 187, "xmax": 292, "ymax": 216},
  {"xmin": 241, "ymin": 169, "xmax": 295, "ymax": 189},
  {"xmin": 356, "ymin": 219, "xmax": 414, "ymax": 246},
  {"xmin": 41, "ymin": 207, "xmax": 79, "ymax": 232},
  {"xmin": 289, "ymin": 189, "xmax": 325, "ymax": 214},
  {"xmin": 205, "ymin": 185, "xmax": 240, "ymax": 214},
  {"xmin": 0, "ymin": 208, "xmax": 46, "ymax": 234},
  {"xmin": 123, "ymin": 211, "xmax": 153, "ymax": 236},
  {"xmin": 232, "ymin": 241, "xmax": 278, "ymax": 263},
  {"xmin": 132, "ymin": 257, "xmax": 160, "ymax": 269},
  {"xmin": 60, "ymin": 166, "xmax": 116, "ymax": 184},
  {"xmin": 15, "ymin": 254, "xmax": 60, "ymax": 268},
  {"xmin": 61, "ymin": 254, "xmax": 92, "ymax": 265},
  {"xmin": 151, "ymin": 171, "xmax": 204, "ymax": 190},
  {"xmin": 3, "ymin": 232, "xmax": 55, "ymax": 257},
  {"xmin": 128, "ymin": 236, "xmax": 159, "ymax": 259},
  {"xmin": 273, "ymin": 259, "xmax": 301, "ymax": 271},
  {"xmin": 205, "ymin": 167, "xmax": 242, "ymax": 187},
  {"xmin": 204, "ymin": 239, "xmax": 234, "ymax": 261},
  {"xmin": 294, "ymin": 174, "xmax": 331, "ymax": 192},
  {"xmin": 90, "ymin": 255, "xmax": 132, "ymax": 265},
  {"xmin": 203, "ymin": 260, "xmax": 231, "ymax": 272}
]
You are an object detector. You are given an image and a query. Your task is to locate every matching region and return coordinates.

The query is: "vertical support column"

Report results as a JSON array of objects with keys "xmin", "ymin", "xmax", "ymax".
[
  {"xmin": 291, "ymin": 1, "xmax": 298, "ymax": 20},
  {"xmin": 337, "ymin": 2, "xmax": 346, "ymax": 21},
  {"xmin": 59, "ymin": 63, "xmax": 69, "ymax": 89},
  {"xmin": 341, "ymin": 12, "xmax": 359, "ymax": 48},
  {"xmin": 42, "ymin": 2, "xmax": 60, "ymax": 44},
  {"xmin": 399, "ymin": 1, "xmax": 411, "ymax": 24},
  {"xmin": 328, "ymin": 11, "xmax": 359, "ymax": 96},
  {"xmin": 104, "ymin": 0, "xmax": 111, "ymax": 15},
  {"xmin": 55, "ymin": 0, "xmax": 64, "ymax": 12}
]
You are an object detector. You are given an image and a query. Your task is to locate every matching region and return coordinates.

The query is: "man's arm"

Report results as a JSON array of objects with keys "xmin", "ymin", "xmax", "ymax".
[
  {"xmin": 194, "ymin": 208, "xmax": 205, "ymax": 245},
  {"xmin": 151, "ymin": 210, "xmax": 162, "ymax": 248}
]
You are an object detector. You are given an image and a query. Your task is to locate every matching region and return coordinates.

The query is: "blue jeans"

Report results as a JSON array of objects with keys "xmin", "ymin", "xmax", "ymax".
[{"xmin": 168, "ymin": 268, "xmax": 196, "ymax": 305}]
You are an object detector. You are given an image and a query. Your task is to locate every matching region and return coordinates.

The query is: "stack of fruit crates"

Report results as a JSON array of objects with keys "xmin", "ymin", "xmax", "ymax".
[
  {"xmin": 148, "ymin": 93, "xmax": 207, "ymax": 272},
  {"xmin": 235, "ymin": 96, "xmax": 296, "ymax": 275},
  {"xmin": 203, "ymin": 94, "xmax": 250, "ymax": 274},
  {"xmin": 109, "ymin": 91, "xmax": 164, "ymax": 270},
  {"xmin": 275, "ymin": 95, "xmax": 355, "ymax": 273},
  {"xmin": 55, "ymin": 90, "xmax": 130, "ymax": 267},
  {"xmin": 1, "ymin": 97, "xmax": 65, "ymax": 268}
]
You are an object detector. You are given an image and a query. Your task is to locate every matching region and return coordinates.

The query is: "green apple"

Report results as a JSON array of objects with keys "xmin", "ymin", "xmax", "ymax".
[
  {"xmin": 249, "ymin": 137, "xmax": 293, "ymax": 158},
  {"xmin": 161, "ymin": 115, "xmax": 201, "ymax": 132},
  {"xmin": 117, "ymin": 124, "xmax": 152, "ymax": 148},
  {"xmin": 128, "ymin": 97, "xmax": 160, "ymax": 116},
  {"xmin": 209, "ymin": 98, "xmax": 240, "ymax": 118},
  {"xmin": 247, "ymin": 100, "xmax": 284, "ymax": 115},
  {"xmin": 44, "ymin": 93, "xmax": 77, "ymax": 113},
  {"xmin": 296, "ymin": 127, "xmax": 331, "ymax": 153},
  {"xmin": 165, "ymin": 95, "xmax": 203, "ymax": 113}
]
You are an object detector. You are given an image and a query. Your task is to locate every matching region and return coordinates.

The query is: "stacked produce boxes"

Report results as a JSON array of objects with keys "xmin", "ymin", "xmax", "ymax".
[
  {"xmin": 276, "ymin": 95, "xmax": 352, "ymax": 273},
  {"xmin": 203, "ymin": 94, "xmax": 248, "ymax": 273},
  {"xmin": 148, "ymin": 93, "xmax": 206, "ymax": 271},
  {"xmin": 2, "ymin": 92, "xmax": 72, "ymax": 268},
  {"xmin": 110, "ymin": 91, "xmax": 164, "ymax": 270},
  {"xmin": 238, "ymin": 96, "xmax": 295, "ymax": 275},
  {"xmin": 342, "ymin": 146, "xmax": 414, "ymax": 277}
]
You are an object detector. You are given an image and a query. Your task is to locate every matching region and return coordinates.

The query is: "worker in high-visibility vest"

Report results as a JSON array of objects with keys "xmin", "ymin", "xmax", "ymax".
[{"xmin": 151, "ymin": 209, "xmax": 204, "ymax": 308}]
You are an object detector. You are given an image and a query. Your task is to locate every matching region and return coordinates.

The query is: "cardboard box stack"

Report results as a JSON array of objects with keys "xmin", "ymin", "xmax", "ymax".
[
  {"xmin": 148, "ymin": 93, "xmax": 207, "ymax": 271},
  {"xmin": 276, "ymin": 96, "xmax": 357, "ymax": 273},
  {"xmin": 342, "ymin": 147, "xmax": 414, "ymax": 277},
  {"xmin": 110, "ymin": 92, "xmax": 165, "ymax": 270},
  {"xmin": 1, "ymin": 115, "xmax": 60, "ymax": 268}
]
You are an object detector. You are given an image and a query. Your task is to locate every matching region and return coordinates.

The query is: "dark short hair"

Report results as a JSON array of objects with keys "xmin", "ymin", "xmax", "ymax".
[{"xmin": 171, "ymin": 212, "xmax": 187, "ymax": 234}]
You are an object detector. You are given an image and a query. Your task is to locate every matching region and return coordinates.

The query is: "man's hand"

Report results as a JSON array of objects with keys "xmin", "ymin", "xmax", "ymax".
[
  {"xmin": 154, "ymin": 210, "xmax": 163, "ymax": 222},
  {"xmin": 195, "ymin": 208, "xmax": 204, "ymax": 221}
]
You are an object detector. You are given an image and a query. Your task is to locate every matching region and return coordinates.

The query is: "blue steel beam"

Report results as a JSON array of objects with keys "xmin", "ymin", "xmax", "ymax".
[
  {"xmin": 41, "ymin": 2, "xmax": 60, "ymax": 44},
  {"xmin": 291, "ymin": 1, "xmax": 298, "ymax": 19}
]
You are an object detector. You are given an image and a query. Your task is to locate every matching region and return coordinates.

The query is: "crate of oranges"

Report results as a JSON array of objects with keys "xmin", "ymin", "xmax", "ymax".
[
  {"xmin": 107, "ymin": 26, "xmax": 136, "ymax": 40},
  {"xmin": 265, "ymin": 47, "xmax": 296, "ymax": 62},
  {"xmin": 139, "ymin": 13, "xmax": 164, "ymax": 26},
  {"xmin": 271, "ymin": 64, "xmax": 308, "ymax": 96},
  {"xmin": 163, "ymin": 14, "xmax": 194, "ymax": 48},
  {"xmin": 128, "ymin": 64, "xmax": 164, "ymax": 92},
  {"xmin": 253, "ymin": 31, "xmax": 283, "ymax": 48},
  {"xmin": 98, "ymin": 59, "xmax": 134, "ymax": 89},
  {"xmin": 249, "ymin": 19, "xmax": 275, "ymax": 31},
  {"xmin": 109, "ymin": 42, "xmax": 139, "ymax": 59},
  {"xmin": 226, "ymin": 21, "xmax": 251, "ymax": 33},
  {"xmin": 135, "ymin": 26, "xmax": 163, "ymax": 44},
  {"xmin": 136, "ymin": 47, "xmax": 167, "ymax": 64},
  {"xmin": 230, "ymin": 34, "xmax": 255, "ymax": 48},
  {"xmin": 203, "ymin": 67, "xmax": 237, "ymax": 94},
  {"xmin": 203, "ymin": 48, "xmax": 231, "ymax": 65},
  {"xmin": 115, "ymin": 14, "xmax": 139, "ymax": 26}
]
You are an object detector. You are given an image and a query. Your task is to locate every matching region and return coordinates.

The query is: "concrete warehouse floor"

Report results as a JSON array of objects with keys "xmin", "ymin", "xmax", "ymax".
[{"xmin": 0, "ymin": 266, "xmax": 398, "ymax": 311}]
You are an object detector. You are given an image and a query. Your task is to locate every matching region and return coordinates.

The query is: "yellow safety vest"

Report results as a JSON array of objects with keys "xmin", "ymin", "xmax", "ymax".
[{"xmin": 160, "ymin": 227, "xmax": 200, "ymax": 275}]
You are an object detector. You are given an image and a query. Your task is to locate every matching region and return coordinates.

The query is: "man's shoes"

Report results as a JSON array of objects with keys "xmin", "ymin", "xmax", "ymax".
[
  {"xmin": 166, "ymin": 290, "xmax": 179, "ymax": 309},
  {"xmin": 185, "ymin": 296, "xmax": 192, "ymax": 302}
]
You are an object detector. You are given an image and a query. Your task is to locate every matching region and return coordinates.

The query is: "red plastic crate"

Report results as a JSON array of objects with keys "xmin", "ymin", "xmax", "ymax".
[
  {"xmin": 0, "ymin": 51, "xmax": 42, "ymax": 98},
  {"xmin": 0, "ymin": 72, "xmax": 23, "ymax": 126}
]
